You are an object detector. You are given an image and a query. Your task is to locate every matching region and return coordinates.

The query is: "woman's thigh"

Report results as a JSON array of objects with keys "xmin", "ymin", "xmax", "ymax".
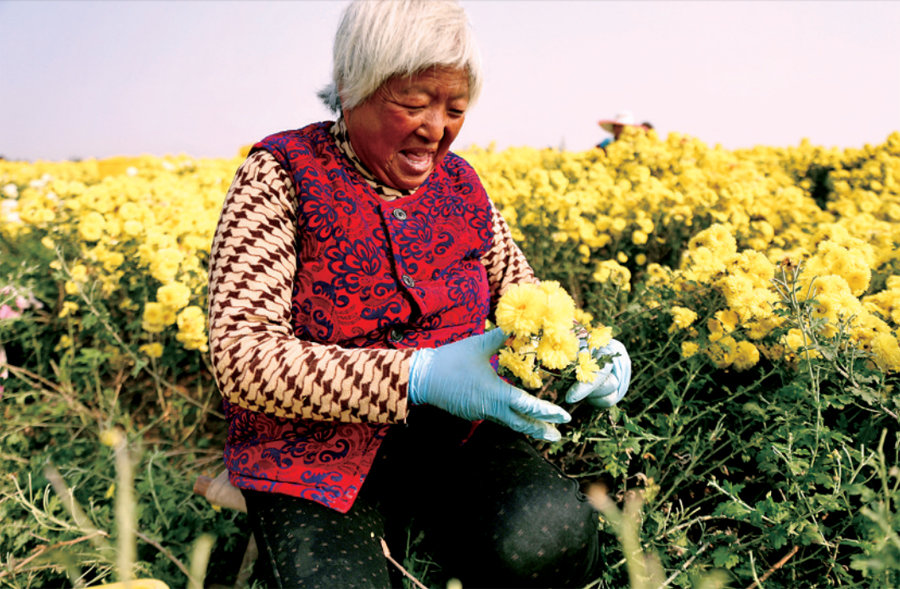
[
  {"xmin": 242, "ymin": 488, "xmax": 393, "ymax": 589},
  {"xmin": 242, "ymin": 411, "xmax": 600, "ymax": 589},
  {"xmin": 239, "ymin": 409, "xmax": 471, "ymax": 588},
  {"xmin": 424, "ymin": 422, "xmax": 601, "ymax": 588}
]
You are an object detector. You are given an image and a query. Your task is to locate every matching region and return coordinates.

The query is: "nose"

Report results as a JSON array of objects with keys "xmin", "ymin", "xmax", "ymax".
[{"xmin": 417, "ymin": 107, "xmax": 447, "ymax": 143}]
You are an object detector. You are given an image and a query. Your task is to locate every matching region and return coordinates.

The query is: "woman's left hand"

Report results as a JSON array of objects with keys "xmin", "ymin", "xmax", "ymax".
[{"xmin": 565, "ymin": 339, "xmax": 631, "ymax": 408}]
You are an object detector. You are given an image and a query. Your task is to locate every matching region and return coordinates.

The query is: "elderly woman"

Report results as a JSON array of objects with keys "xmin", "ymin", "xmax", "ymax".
[{"xmin": 207, "ymin": 1, "xmax": 631, "ymax": 587}]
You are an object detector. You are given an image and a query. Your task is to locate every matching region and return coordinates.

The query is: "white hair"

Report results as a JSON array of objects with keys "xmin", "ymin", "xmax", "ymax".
[{"xmin": 318, "ymin": 0, "xmax": 483, "ymax": 114}]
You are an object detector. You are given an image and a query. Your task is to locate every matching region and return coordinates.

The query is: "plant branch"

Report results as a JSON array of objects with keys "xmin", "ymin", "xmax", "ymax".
[
  {"xmin": 379, "ymin": 537, "xmax": 427, "ymax": 589},
  {"xmin": 135, "ymin": 530, "xmax": 192, "ymax": 579},
  {"xmin": 744, "ymin": 545, "xmax": 799, "ymax": 589},
  {"xmin": 658, "ymin": 542, "xmax": 709, "ymax": 588},
  {"xmin": 0, "ymin": 532, "xmax": 107, "ymax": 579}
]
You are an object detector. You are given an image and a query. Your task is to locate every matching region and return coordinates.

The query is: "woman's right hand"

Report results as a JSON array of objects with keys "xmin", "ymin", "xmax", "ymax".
[{"xmin": 408, "ymin": 329, "xmax": 571, "ymax": 442}]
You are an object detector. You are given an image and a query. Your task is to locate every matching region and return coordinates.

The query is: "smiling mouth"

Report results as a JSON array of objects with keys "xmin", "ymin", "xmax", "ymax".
[{"xmin": 400, "ymin": 149, "xmax": 435, "ymax": 175}]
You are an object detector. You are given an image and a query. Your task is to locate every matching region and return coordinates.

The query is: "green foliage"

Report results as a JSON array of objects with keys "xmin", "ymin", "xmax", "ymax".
[
  {"xmin": 536, "ymin": 269, "xmax": 900, "ymax": 588},
  {"xmin": 0, "ymin": 251, "xmax": 239, "ymax": 587},
  {"xmin": 5, "ymin": 239, "xmax": 898, "ymax": 587}
]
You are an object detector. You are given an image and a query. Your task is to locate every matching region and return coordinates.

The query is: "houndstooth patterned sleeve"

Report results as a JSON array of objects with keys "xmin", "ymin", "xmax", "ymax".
[
  {"xmin": 482, "ymin": 199, "xmax": 539, "ymax": 310},
  {"xmin": 207, "ymin": 151, "xmax": 412, "ymax": 424}
]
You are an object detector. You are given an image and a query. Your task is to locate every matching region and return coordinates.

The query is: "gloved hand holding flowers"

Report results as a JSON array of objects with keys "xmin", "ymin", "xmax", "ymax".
[{"xmin": 494, "ymin": 281, "xmax": 631, "ymax": 411}]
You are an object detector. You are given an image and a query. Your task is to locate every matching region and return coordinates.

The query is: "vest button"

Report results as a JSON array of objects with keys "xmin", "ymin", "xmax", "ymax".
[
  {"xmin": 389, "ymin": 328, "xmax": 403, "ymax": 342},
  {"xmin": 392, "ymin": 208, "xmax": 408, "ymax": 221},
  {"xmin": 401, "ymin": 274, "xmax": 415, "ymax": 288}
]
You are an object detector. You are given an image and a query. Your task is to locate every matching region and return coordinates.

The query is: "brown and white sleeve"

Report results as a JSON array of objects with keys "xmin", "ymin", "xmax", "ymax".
[
  {"xmin": 207, "ymin": 150, "xmax": 412, "ymax": 424},
  {"xmin": 481, "ymin": 199, "xmax": 539, "ymax": 309}
]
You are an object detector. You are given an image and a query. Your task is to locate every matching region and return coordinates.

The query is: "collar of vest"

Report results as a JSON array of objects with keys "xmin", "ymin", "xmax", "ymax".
[{"xmin": 330, "ymin": 118, "xmax": 415, "ymax": 202}]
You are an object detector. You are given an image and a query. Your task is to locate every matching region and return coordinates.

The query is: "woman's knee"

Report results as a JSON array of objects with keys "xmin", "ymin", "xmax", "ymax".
[
  {"xmin": 431, "ymin": 424, "xmax": 601, "ymax": 586},
  {"xmin": 489, "ymin": 482, "xmax": 599, "ymax": 585},
  {"xmin": 437, "ymin": 476, "xmax": 599, "ymax": 587}
]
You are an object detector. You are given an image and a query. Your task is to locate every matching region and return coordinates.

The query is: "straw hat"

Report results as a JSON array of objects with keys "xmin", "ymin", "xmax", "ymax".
[{"xmin": 598, "ymin": 111, "xmax": 638, "ymax": 132}]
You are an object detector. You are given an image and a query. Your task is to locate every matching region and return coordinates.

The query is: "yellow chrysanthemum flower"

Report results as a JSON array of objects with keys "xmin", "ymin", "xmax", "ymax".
[
  {"xmin": 802, "ymin": 275, "xmax": 863, "ymax": 338},
  {"xmin": 495, "ymin": 283, "xmax": 546, "ymax": 337},
  {"xmin": 123, "ymin": 219, "xmax": 143, "ymax": 237},
  {"xmin": 707, "ymin": 318, "xmax": 725, "ymax": 343},
  {"xmin": 593, "ymin": 259, "xmax": 632, "ymax": 292},
  {"xmin": 176, "ymin": 305, "xmax": 208, "ymax": 351},
  {"xmin": 803, "ymin": 241, "xmax": 871, "ymax": 297},
  {"xmin": 782, "ymin": 328, "xmax": 819, "ymax": 359},
  {"xmin": 70, "ymin": 264, "xmax": 89, "ymax": 283},
  {"xmin": 519, "ymin": 368, "xmax": 544, "ymax": 390},
  {"xmin": 681, "ymin": 341, "xmax": 700, "ymax": 358},
  {"xmin": 142, "ymin": 301, "xmax": 175, "ymax": 333},
  {"xmin": 713, "ymin": 309, "xmax": 740, "ymax": 333},
  {"xmin": 157, "ymin": 281, "xmax": 192, "ymax": 311},
  {"xmin": 498, "ymin": 348, "xmax": 539, "ymax": 385},
  {"xmin": 574, "ymin": 308, "xmax": 594, "ymax": 326},
  {"xmin": 732, "ymin": 341, "xmax": 760, "ymax": 371},
  {"xmin": 149, "ymin": 247, "xmax": 183, "ymax": 284},
  {"xmin": 575, "ymin": 350, "xmax": 600, "ymax": 383},
  {"xmin": 536, "ymin": 330, "xmax": 579, "ymax": 371},
  {"xmin": 867, "ymin": 331, "xmax": 900, "ymax": 371},
  {"xmin": 708, "ymin": 335, "xmax": 737, "ymax": 369},
  {"xmin": 588, "ymin": 325, "xmax": 613, "ymax": 349},
  {"xmin": 687, "ymin": 223, "xmax": 737, "ymax": 259},
  {"xmin": 139, "ymin": 342, "xmax": 165, "ymax": 359},
  {"xmin": 669, "ymin": 306, "xmax": 698, "ymax": 331},
  {"xmin": 78, "ymin": 211, "xmax": 105, "ymax": 241},
  {"xmin": 540, "ymin": 281, "xmax": 577, "ymax": 330}
]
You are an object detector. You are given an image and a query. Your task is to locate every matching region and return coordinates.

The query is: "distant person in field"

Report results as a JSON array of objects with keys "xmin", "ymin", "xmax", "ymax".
[
  {"xmin": 596, "ymin": 110, "xmax": 647, "ymax": 150},
  {"xmin": 207, "ymin": 1, "xmax": 631, "ymax": 587}
]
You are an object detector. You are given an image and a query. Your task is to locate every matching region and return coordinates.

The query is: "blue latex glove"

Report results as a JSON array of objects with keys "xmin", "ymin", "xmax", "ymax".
[
  {"xmin": 408, "ymin": 329, "xmax": 571, "ymax": 442},
  {"xmin": 565, "ymin": 339, "xmax": 631, "ymax": 408}
]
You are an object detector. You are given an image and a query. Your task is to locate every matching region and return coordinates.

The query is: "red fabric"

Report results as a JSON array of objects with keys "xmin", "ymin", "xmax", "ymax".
[{"xmin": 224, "ymin": 122, "xmax": 494, "ymax": 512}]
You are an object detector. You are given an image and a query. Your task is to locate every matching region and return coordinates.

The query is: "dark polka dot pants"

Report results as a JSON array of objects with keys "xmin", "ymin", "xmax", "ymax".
[{"xmin": 243, "ymin": 407, "xmax": 600, "ymax": 588}]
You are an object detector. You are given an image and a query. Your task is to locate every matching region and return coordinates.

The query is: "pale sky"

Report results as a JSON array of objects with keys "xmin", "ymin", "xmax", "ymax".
[{"xmin": 2, "ymin": 0, "xmax": 899, "ymax": 161}]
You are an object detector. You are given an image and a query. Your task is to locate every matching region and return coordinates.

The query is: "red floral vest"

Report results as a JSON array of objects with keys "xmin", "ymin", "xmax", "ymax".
[{"xmin": 223, "ymin": 122, "xmax": 493, "ymax": 512}]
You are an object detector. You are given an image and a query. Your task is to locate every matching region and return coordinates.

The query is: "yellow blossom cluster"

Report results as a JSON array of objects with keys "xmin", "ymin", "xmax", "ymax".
[
  {"xmin": 461, "ymin": 129, "xmax": 900, "ymax": 374},
  {"xmin": 495, "ymin": 281, "xmax": 610, "ymax": 391},
  {"xmin": 665, "ymin": 221, "xmax": 899, "ymax": 372},
  {"xmin": 1, "ymin": 153, "xmax": 241, "ymax": 356}
]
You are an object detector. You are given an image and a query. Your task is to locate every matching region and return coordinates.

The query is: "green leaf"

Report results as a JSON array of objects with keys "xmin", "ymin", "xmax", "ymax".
[{"xmin": 711, "ymin": 546, "xmax": 741, "ymax": 569}]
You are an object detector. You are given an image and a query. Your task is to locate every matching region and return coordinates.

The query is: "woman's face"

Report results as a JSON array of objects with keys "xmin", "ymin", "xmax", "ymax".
[{"xmin": 344, "ymin": 66, "xmax": 470, "ymax": 191}]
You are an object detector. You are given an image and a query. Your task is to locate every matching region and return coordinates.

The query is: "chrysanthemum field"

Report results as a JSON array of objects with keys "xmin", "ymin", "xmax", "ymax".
[{"xmin": 1, "ymin": 128, "xmax": 898, "ymax": 588}]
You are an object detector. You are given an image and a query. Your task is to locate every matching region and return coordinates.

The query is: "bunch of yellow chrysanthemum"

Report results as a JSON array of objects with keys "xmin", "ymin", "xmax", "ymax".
[{"xmin": 494, "ymin": 281, "xmax": 613, "ymax": 396}]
